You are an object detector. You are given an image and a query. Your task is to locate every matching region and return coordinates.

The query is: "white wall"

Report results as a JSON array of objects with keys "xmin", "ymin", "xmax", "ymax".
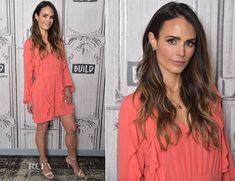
[
  {"xmin": 105, "ymin": 0, "xmax": 235, "ymax": 180},
  {"xmin": 0, "ymin": 0, "xmax": 105, "ymax": 155}
]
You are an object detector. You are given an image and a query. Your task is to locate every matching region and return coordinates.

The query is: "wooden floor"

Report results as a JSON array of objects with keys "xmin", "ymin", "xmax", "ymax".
[{"xmin": 0, "ymin": 156, "xmax": 104, "ymax": 181}]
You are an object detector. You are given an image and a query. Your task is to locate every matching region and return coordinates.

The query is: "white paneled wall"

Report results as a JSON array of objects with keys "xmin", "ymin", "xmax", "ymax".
[
  {"xmin": 0, "ymin": 0, "xmax": 16, "ymax": 149},
  {"xmin": 1, "ymin": 0, "xmax": 235, "ymax": 178},
  {"xmin": 0, "ymin": 0, "xmax": 105, "ymax": 155},
  {"xmin": 218, "ymin": 0, "xmax": 235, "ymax": 160},
  {"xmin": 105, "ymin": 0, "xmax": 235, "ymax": 180}
]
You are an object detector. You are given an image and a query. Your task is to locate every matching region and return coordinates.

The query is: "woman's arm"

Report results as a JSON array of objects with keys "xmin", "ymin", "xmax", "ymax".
[
  {"xmin": 61, "ymin": 43, "xmax": 75, "ymax": 92},
  {"xmin": 23, "ymin": 40, "xmax": 33, "ymax": 105},
  {"xmin": 118, "ymin": 95, "xmax": 143, "ymax": 181},
  {"xmin": 216, "ymin": 101, "xmax": 235, "ymax": 180},
  {"xmin": 221, "ymin": 126, "xmax": 235, "ymax": 180},
  {"xmin": 118, "ymin": 97, "xmax": 131, "ymax": 180}
]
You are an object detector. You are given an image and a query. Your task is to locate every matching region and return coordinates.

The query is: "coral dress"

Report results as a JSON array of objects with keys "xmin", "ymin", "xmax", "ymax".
[
  {"xmin": 118, "ymin": 93, "xmax": 235, "ymax": 181},
  {"xmin": 23, "ymin": 38, "xmax": 75, "ymax": 123}
]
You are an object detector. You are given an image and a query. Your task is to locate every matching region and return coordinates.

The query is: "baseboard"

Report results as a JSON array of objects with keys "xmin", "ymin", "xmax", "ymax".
[{"xmin": 0, "ymin": 149, "xmax": 105, "ymax": 156}]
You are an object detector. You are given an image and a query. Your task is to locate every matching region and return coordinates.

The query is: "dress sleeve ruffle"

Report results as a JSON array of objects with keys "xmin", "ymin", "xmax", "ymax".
[
  {"xmin": 144, "ymin": 118, "xmax": 160, "ymax": 180},
  {"xmin": 118, "ymin": 94, "xmax": 144, "ymax": 181},
  {"xmin": 221, "ymin": 127, "xmax": 235, "ymax": 181},
  {"xmin": 62, "ymin": 59, "xmax": 75, "ymax": 92},
  {"xmin": 118, "ymin": 94, "xmax": 160, "ymax": 181},
  {"xmin": 127, "ymin": 120, "xmax": 160, "ymax": 181},
  {"xmin": 23, "ymin": 39, "xmax": 34, "ymax": 104},
  {"xmin": 212, "ymin": 100, "xmax": 235, "ymax": 180},
  {"xmin": 60, "ymin": 42, "xmax": 75, "ymax": 92},
  {"xmin": 127, "ymin": 122, "xmax": 144, "ymax": 180}
]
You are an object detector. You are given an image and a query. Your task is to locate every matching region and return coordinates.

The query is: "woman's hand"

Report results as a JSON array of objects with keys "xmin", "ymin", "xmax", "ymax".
[
  {"xmin": 27, "ymin": 101, "xmax": 33, "ymax": 114},
  {"xmin": 64, "ymin": 86, "xmax": 72, "ymax": 104}
]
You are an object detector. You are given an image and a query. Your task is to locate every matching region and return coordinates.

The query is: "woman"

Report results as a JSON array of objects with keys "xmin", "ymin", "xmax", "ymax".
[
  {"xmin": 118, "ymin": 2, "xmax": 235, "ymax": 181},
  {"xmin": 23, "ymin": 1, "xmax": 84, "ymax": 179}
]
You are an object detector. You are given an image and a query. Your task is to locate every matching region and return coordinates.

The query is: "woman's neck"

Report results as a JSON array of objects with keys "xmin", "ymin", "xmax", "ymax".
[
  {"xmin": 164, "ymin": 73, "xmax": 183, "ymax": 110},
  {"xmin": 40, "ymin": 29, "xmax": 48, "ymax": 40},
  {"xmin": 163, "ymin": 73, "xmax": 182, "ymax": 93}
]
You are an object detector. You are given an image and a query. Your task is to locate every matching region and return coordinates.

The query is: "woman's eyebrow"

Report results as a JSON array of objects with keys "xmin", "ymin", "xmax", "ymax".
[
  {"xmin": 165, "ymin": 35, "xmax": 180, "ymax": 40},
  {"xmin": 41, "ymin": 13, "xmax": 54, "ymax": 17},
  {"xmin": 165, "ymin": 35, "xmax": 196, "ymax": 41}
]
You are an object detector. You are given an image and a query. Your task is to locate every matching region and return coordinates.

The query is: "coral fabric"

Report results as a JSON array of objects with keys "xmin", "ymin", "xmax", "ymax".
[
  {"xmin": 23, "ymin": 38, "xmax": 75, "ymax": 123},
  {"xmin": 118, "ymin": 93, "xmax": 235, "ymax": 181}
]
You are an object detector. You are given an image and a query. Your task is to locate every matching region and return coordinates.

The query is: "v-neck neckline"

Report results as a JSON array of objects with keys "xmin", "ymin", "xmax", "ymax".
[{"xmin": 176, "ymin": 119, "xmax": 189, "ymax": 131}]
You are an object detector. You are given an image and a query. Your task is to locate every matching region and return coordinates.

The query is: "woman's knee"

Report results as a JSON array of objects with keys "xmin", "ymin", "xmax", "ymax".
[
  {"xmin": 37, "ymin": 122, "xmax": 49, "ymax": 134},
  {"xmin": 65, "ymin": 124, "xmax": 77, "ymax": 135}
]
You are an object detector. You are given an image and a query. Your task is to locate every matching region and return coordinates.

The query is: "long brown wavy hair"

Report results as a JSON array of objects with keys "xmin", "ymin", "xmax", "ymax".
[
  {"xmin": 30, "ymin": 1, "xmax": 64, "ymax": 59},
  {"xmin": 134, "ymin": 2, "xmax": 220, "ymax": 150}
]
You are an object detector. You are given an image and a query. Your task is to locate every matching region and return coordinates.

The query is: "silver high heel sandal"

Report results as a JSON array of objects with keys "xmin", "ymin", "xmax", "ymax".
[
  {"xmin": 65, "ymin": 155, "xmax": 85, "ymax": 177},
  {"xmin": 40, "ymin": 160, "xmax": 54, "ymax": 179}
]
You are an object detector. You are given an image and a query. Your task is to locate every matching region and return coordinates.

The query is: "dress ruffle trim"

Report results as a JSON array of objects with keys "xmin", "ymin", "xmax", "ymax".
[
  {"xmin": 128, "ymin": 119, "xmax": 160, "ymax": 180},
  {"xmin": 221, "ymin": 130, "xmax": 229, "ymax": 174},
  {"xmin": 145, "ymin": 119, "xmax": 160, "ymax": 180},
  {"xmin": 44, "ymin": 76, "xmax": 65, "ymax": 118},
  {"xmin": 45, "ymin": 81, "xmax": 52, "ymax": 117},
  {"xmin": 23, "ymin": 40, "xmax": 34, "ymax": 104},
  {"xmin": 62, "ymin": 59, "xmax": 75, "ymax": 92},
  {"xmin": 211, "ymin": 102, "xmax": 233, "ymax": 177},
  {"xmin": 128, "ymin": 122, "xmax": 143, "ymax": 180}
]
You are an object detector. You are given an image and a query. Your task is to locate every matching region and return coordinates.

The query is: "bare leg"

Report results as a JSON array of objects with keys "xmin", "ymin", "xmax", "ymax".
[
  {"xmin": 60, "ymin": 114, "xmax": 77, "ymax": 157},
  {"xmin": 60, "ymin": 114, "xmax": 85, "ymax": 176},
  {"xmin": 36, "ymin": 122, "xmax": 49, "ymax": 160},
  {"xmin": 36, "ymin": 122, "xmax": 54, "ymax": 179}
]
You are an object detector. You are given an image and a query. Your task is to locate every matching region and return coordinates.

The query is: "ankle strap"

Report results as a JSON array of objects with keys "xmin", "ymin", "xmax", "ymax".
[
  {"xmin": 68, "ymin": 155, "xmax": 77, "ymax": 161},
  {"xmin": 40, "ymin": 160, "xmax": 48, "ymax": 163}
]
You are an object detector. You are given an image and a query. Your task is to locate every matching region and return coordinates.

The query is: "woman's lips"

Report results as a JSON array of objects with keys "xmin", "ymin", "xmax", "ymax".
[{"xmin": 172, "ymin": 60, "xmax": 185, "ymax": 66}]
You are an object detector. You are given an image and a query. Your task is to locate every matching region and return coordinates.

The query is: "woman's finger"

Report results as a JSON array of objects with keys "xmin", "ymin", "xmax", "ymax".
[{"xmin": 27, "ymin": 104, "xmax": 33, "ymax": 114}]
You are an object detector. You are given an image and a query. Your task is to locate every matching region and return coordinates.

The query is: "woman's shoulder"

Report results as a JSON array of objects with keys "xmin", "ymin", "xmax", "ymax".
[
  {"xmin": 24, "ymin": 38, "xmax": 33, "ymax": 48},
  {"xmin": 57, "ymin": 39, "xmax": 64, "ymax": 47},
  {"xmin": 120, "ymin": 91, "xmax": 142, "ymax": 115},
  {"xmin": 208, "ymin": 84, "xmax": 225, "ymax": 128}
]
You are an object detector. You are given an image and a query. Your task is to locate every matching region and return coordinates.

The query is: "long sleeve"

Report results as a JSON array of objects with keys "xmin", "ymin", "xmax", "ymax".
[
  {"xmin": 61, "ymin": 43, "xmax": 75, "ymax": 92},
  {"xmin": 118, "ymin": 95, "xmax": 144, "ymax": 181},
  {"xmin": 216, "ymin": 101, "xmax": 235, "ymax": 180},
  {"xmin": 222, "ymin": 126, "xmax": 235, "ymax": 181},
  {"xmin": 23, "ymin": 40, "xmax": 33, "ymax": 104}
]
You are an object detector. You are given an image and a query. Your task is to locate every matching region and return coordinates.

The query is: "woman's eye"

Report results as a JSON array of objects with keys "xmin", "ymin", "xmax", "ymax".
[
  {"xmin": 167, "ymin": 39, "xmax": 177, "ymax": 45},
  {"xmin": 185, "ymin": 41, "xmax": 195, "ymax": 47}
]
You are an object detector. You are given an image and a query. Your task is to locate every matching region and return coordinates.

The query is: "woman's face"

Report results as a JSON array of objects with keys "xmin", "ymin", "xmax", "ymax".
[
  {"xmin": 149, "ymin": 17, "xmax": 196, "ymax": 76},
  {"xmin": 35, "ymin": 6, "xmax": 54, "ymax": 33}
]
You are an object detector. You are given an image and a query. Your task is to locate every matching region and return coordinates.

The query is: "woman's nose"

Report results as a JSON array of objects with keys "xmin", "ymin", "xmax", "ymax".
[{"xmin": 176, "ymin": 44, "xmax": 185, "ymax": 57}]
